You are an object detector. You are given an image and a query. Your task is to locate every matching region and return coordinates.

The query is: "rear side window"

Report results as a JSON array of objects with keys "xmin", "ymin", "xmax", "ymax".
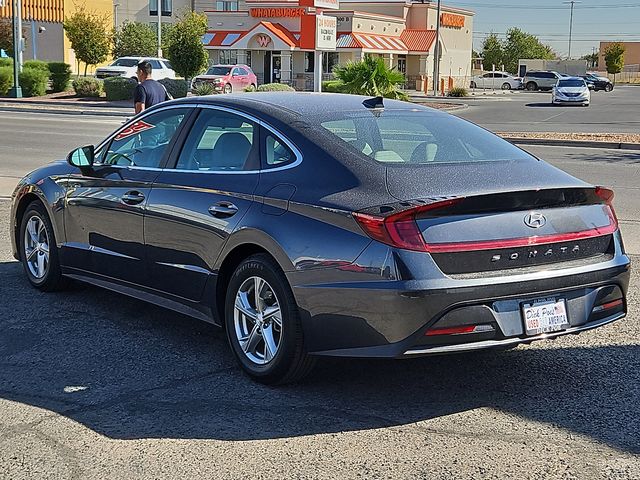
[
  {"xmin": 175, "ymin": 109, "xmax": 257, "ymax": 171},
  {"xmin": 263, "ymin": 132, "xmax": 297, "ymax": 168},
  {"xmin": 320, "ymin": 111, "xmax": 533, "ymax": 165}
]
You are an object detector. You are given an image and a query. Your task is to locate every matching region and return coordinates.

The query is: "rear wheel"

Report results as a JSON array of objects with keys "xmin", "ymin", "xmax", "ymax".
[
  {"xmin": 19, "ymin": 201, "xmax": 68, "ymax": 292},
  {"xmin": 470, "ymin": 81, "xmax": 477, "ymax": 89},
  {"xmin": 225, "ymin": 254, "xmax": 315, "ymax": 384},
  {"xmin": 501, "ymin": 82, "xmax": 511, "ymax": 90},
  {"xmin": 224, "ymin": 83, "xmax": 232, "ymax": 94},
  {"xmin": 526, "ymin": 82, "xmax": 538, "ymax": 91}
]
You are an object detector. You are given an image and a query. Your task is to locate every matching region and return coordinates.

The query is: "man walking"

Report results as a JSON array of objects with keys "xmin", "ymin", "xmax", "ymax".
[{"xmin": 133, "ymin": 60, "xmax": 171, "ymax": 114}]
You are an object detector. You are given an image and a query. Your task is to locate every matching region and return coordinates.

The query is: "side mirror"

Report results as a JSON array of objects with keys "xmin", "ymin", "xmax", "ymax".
[{"xmin": 67, "ymin": 145, "xmax": 95, "ymax": 168}]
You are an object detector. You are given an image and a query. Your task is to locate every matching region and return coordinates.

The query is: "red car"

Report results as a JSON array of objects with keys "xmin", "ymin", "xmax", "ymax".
[{"xmin": 191, "ymin": 64, "xmax": 258, "ymax": 94}]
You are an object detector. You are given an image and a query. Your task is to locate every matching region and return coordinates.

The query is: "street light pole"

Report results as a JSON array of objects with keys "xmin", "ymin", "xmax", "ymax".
[
  {"xmin": 432, "ymin": 0, "xmax": 442, "ymax": 96},
  {"xmin": 9, "ymin": 0, "xmax": 22, "ymax": 98},
  {"xmin": 563, "ymin": 0, "xmax": 581, "ymax": 59},
  {"xmin": 157, "ymin": 0, "xmax": 162, "ymax": 58}
]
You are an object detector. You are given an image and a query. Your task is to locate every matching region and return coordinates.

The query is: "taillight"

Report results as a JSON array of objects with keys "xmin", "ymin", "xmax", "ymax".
[
  {"xmin": 595, "ymin": 186, "xmax": 619, "ymax": 227},
  {"xmin": 353, "ymin": 198, "xmax": 463, "ymax": 252}
]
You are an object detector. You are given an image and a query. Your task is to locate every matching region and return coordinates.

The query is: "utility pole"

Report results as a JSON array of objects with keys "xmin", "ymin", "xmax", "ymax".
[
  {"xmin": 156, "ymin": 0, "xmax": 162, "ymax": 57},
  {"xmin": 432, "ymin": 0, "xmax": 442, "ymax": 96},
  {"xmin": 9, "ymin": 0, "xmax": 22, "ymax": 98},
  {"xmin": 114, "ymin": 3, "xmax": 120, "ymax": 30},
  {"xmin": 563, "ymin": 0, "xmax": 581, "ymax": 59}
]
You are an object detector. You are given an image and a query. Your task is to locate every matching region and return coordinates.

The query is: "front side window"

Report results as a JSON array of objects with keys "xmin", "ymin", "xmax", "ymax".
[
  {"xmin": 175, "ymin": 110, "xmax": 256, "ymax": 171},
  {"xmin": 320, "ymin": 110, "xmax": 534, "ymax": 165},
  {"xmin": 100, "ymin": 109, "xmax": 189, "ymax": 168}
]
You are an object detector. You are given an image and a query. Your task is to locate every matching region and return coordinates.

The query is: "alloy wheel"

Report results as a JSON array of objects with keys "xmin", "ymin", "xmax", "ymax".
[
  {"xmin": 233, "ymin": 276, "xmax": 283, "ymax": 365},
  {"xmin": 23, "ymin": 215, "xmax": 50, "ymax": 279}
]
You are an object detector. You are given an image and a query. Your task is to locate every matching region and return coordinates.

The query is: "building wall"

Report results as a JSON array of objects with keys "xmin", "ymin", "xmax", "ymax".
[
  {"xmin": 115, "ymin": 0, "xmax": 193, "ymax": 28},
  {"xmin": 64, "ymin": 0, "xmax": 113, "ymax": 73},
  {"xmin": 598, "ymin": 42, "xmax": 640, "ymax": 71}
]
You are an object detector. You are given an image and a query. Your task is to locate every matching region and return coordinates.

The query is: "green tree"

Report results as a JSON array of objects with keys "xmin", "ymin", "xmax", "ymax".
[
  {"xmin": 502, "ymin": 28, "xmax": 555, "ymax": 73},
  {"xmin": 581, "ymin": 52, "xmax": 599, "ymax": 69},
  {"xmin": 604, "ymin": 42, "xmax": 625, "ymax": 82},
  {"xmin": 165, "ymin": 11, "xmax": 208, "ymax": 80},
  {"xmin": 0, "ymin": 18, "xmax": 13, "ymax": 56},
  {"xmin": 113, "ymin": 21, "xmax": 157, "ymax": 58},
  {"xmin": 64, "ymin": 6, "xmax": 111, "ymax": 76},
  {"xmin": 481, "ymin": 33, "xmax": 503, "ymax": 71},
  {"xmin": 333, "ymin": 55, "xmax": 408, "ymax": 100}
]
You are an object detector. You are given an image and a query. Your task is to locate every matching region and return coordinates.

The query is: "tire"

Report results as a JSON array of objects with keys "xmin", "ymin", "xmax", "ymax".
[
  {"xmin": 225, "ymin": 254, "xmax": 316, "ymax": 384},
  {"xmin": 19, "ymin": 201, "xmax": 68, "ymax": 292},
  {"xmin": 470, "ymin": 81, "xmax": 477, "ymax": 89},
  {"xmin": 224, "ymin": 83, "xmax": 232, "ymax": 94},
  {"xmin": 501, "ymin": 82, "xmax": 511, "ymax": 90},
  {"xmin": 605, "ymin": 84, "xmax": 613, "ymax": 92},
  {"xmin": 526, "ymin": 82, "xmax": 538, "ymax": 91}
]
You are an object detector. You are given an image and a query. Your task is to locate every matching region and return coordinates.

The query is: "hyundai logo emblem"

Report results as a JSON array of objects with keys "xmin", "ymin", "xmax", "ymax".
[{"xmin": 524, "ymin": 212, "xmax": 547, "ymax": 229}]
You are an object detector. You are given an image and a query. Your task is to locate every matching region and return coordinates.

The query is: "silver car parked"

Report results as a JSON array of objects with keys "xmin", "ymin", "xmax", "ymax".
[{"xmin": 521, "ymin": 71, "xmax": 563, "ymax": 91}]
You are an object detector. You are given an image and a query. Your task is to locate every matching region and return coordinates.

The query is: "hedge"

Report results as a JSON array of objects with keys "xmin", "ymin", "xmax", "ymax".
[
  {"xmin": 158, "ymin": 78, "xmax": 188, "ymax": 99},
  {"xmin": 19, "ymin": 68, "xmax": 49, "ymax": 96},
  {"xmin": 72, "ymin": 77, "xmax": 103, "ymax": 97},
  {"xmin": 322, "ymin": 80, "xmax": 347, "ymax": 93},
  {"xmin": 23, "ymin": 60, "xmax": 50, "ymax": 74},
  {"xmin": 256, "ymin": 83, "xmax": 295, "ymax": 92},
  {"xmin": 0, "ymin": 58, "xmax": 13, "ymax": 68},
  {"xmin": 104, "ymin": 76, "xmax": 137, "ymax": 101},
  {"xmin": 48, "ymin": 62, "xmax": 72, "ymax": 93},
  {"xmin": 0, "ymin": 66, "xmax": 13, "ymax": 95}
]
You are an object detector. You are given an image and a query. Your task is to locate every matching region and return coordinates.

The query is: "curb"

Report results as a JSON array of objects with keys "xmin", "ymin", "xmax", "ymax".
[
  {"xmin": 0, "ymin": 105, "xmax": 129, "ymax": 117},
  {"xmin": 0, "ymin": 98, "xmax": 131, "ymax": 109},
  {"xmin": 504, "ymin": 137, "xmax": 640, "ymax": 151}
]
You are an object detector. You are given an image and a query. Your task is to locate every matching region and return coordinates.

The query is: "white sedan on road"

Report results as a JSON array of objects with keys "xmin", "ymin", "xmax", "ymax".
[
  {"xmin": 470, "ymin": 71, "xmax": 522, "ymax": 90},
  {"xmin": 552, "ymin": 77, "xmax": 591, "ymax": 106}
]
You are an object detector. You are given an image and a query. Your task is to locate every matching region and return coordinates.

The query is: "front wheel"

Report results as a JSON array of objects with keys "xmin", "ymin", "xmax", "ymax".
[
  {"xmin": 605, "ymin": 84, "xmax": 613, "ymax": 92},
  {"xmin": 225, "ymin": 254, "xmax": 315, "ymax": 384},
  {"xmin": 19, "ymin": 201, "xmax": 68, "ymax": 291},
  {"xmin": 470, "ymin": 81, "xmax": 477, "ymax": 89},
  {"xmin": 526, "ymin": 82, "xmax": 537, "ymax": 91}
]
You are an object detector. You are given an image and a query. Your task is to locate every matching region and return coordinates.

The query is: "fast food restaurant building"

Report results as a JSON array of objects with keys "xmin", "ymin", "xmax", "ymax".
[{"xmin": 198, "ymin": 0, "xmax": 474, "ymax": 91}]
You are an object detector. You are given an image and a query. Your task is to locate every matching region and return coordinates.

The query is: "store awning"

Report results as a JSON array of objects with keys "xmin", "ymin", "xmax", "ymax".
[
  {"xmin": 336, "ymin": 33, "xmax": 407, "ymax": 52},
  {"xmin": 202, "ymin": 32, "xmax": 247, "ymax": 47},
  {"xmin": 203, "ymin": 22, "xmax": 299, "ymax": 50},
  {"xmin": 400, "ymin": 30, "xmax": 437, "ymax": 53}
]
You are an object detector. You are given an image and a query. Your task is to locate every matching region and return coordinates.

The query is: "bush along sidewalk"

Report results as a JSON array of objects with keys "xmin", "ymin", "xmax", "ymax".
[
  {"xmin": 48, "ymin": 62, "xmax": 72, "ymax": 93},
  {"xmin": 20, "ymin": 68, "xmax": 49, "ymax": 97},
  {"xmin": 72, "ymin": 77, "xmax": 103, "ymax": 97},
  {"xmin": 0, "ymin": 66, "xmax": 13, "ymax": 95},
  {"xmin": 159, "ymin": 78, "xmax": 189, "ymax": 98},
  {"xmin": 104, "ymin": 76, "xmax": 136, "ymax": 101}
]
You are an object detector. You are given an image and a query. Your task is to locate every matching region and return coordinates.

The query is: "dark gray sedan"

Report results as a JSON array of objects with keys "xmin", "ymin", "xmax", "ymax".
[{"xmin": 10, "ymin": 93, "xmax": 630, "ymax": 384}]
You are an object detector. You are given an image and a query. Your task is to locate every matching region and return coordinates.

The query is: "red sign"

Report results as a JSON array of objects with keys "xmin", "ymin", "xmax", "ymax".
[
  {"xmin": 114, "ymin": 120, "xmax": 155, "ymax": 141},
  {"xmin": 250, "ymin": 8, "xmax": 305, "ymax": 18},
  {"xmin": 440, "ymin": 13, "xmax": 465, "ymax": 28}
]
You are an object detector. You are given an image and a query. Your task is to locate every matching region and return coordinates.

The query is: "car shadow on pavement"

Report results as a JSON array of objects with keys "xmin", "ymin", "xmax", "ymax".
[
  {"xmin": 564, "ymin": 150, "xmax": 640, "ymax": 165},
  {"xmin": 0, "ymin": 259, "xmax": 638, "ymax": 454},
  {"xmin": 524, "ymin": 103, "xmax": 556, "ymax": 108}
]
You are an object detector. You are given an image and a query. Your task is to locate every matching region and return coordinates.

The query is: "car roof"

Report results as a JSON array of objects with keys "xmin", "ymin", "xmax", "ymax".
[
  {"xmin": 167, "ymin": 92, "xmax": 443, "ymax": 123},
  {"xmin": 559, "ymin": 76, "xmax": 585, "ymax": 81}
]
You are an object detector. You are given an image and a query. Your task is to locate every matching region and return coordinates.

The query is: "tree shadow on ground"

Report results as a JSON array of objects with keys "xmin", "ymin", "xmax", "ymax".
[{"xmin": 0, "ymin": 260, "xmax": 638, "ymax": 453}]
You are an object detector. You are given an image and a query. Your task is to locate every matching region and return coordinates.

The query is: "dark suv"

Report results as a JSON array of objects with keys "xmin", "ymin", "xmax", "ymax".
[{"xmin": 521, "ymin": 71, "xmax": 562, "ymax": 91}]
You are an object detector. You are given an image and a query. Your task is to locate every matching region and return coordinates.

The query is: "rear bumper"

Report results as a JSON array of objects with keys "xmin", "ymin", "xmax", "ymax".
[{"xmin": 293, "ymin": 236, "xmax": 630, "ymax": 358}]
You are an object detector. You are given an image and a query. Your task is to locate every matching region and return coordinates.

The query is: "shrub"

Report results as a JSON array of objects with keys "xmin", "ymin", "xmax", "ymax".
[
  {"xmin": 0, "ymin": 66, "xmax": 13, "ymax": 95},
  {"xmin": 243, "ymin": 84, "xmax": 257, "ymax": 92},
  {"xmin": 72, "ymin": 77, "xmax": 103, "ymax": 97},
  {"xmin": 24, "ymin": 60, "xmax": 50, "ymax": 74},
  {"xmin": 159, "ymin": 78, "xmax": 188, "ymax": 98},
  {"xmin": 194, "ymin": 82, "xmax": 214, "ymax": 96},
  {"xmin": 256, "ymin": 83, "xmax": 295, "ymax": 92},
  {"xmin": 334, "ymin": 56, "xmax": 407, "ymax": 100},
  {"xmin": 19, "ymin": 67, "xmax": 49, "ymax": 96},
  {"xmin": 0, "ymin": 57, "xmax": 13, "ymax": 68},
  {"xmin": 104, "ymin": 76, "xmax": 136, "ymax": 101},
  {"xmin": 48, "ymin": 62, "xmax": 72, "ymax": 92},
  {"xmin": 447, "ymin": 86, "xmax": 469, "ymax": 97},
  {"xmin": 322, "ymin": 80, "xmax": 346, "ymax": 93}
]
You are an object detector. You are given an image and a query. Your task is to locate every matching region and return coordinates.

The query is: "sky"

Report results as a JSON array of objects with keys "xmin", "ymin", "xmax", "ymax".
[{"xmin": 450, "ymin": 0, "xmax": 640, "ymax": 58}]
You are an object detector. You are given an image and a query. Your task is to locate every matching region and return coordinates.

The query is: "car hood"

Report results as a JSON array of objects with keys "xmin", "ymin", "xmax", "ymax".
[
  {"xmin": 385, "ymin": 158, "xmax": 588, "ymax": 201},
  {"xmin": 195, "ymin": 75, "xmax": 227, "ymax": 80},
  {"xmin": 96, "ymin": 66, "xmax": 131, "ymax": 71},
  {"xmin": 556, "ymin": 87, "xmax": 588, "ymax": 93}
]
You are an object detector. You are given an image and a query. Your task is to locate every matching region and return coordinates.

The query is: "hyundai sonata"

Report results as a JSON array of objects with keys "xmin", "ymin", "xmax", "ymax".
[{"xmin": 10, "ymin": 93, "xmax": 630, "ymax": 383}]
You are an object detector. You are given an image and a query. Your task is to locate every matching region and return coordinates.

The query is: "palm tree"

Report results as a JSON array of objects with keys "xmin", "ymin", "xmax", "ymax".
[{"xmin": 333, "ymin": 55, "xmax": 408, "ymax": 100}]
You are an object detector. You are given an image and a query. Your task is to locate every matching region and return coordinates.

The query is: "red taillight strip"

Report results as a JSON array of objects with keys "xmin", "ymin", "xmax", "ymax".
[
  {"xmin": 426, "ymin": 218, "xmax": 617, "ymax": 254},
  {"xmin": 425, "ymin": 326, "xmax": 477, "ymax": 336},
  {"xmin": 592, "ymin": 299, "xmax": 624, "ymax": 313}
]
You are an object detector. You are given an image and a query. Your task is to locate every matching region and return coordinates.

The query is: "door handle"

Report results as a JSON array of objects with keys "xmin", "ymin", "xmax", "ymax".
[
  {"xmin": 121, "ymin": 191, "xmax": 145, "ymax": 205},
  {"xmin": 208, "ymin": 202, "xmax": 238, "ymax": 218}
]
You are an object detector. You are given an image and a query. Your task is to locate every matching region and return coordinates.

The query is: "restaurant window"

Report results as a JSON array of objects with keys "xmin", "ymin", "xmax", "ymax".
[
  {"xmin": 219, "ymin": 50, "xmax": 238, "ymax": 65},
  {"xmin": 305, "ymin": 52, "xmax": 315, "ymax": 73},
  {"xmin": 216, "ymin": 1, "xmax": 238, "ymax": 11},
  {"xmin": 304, "ymin": 52, "xmax": 339, "ymax": 73}
]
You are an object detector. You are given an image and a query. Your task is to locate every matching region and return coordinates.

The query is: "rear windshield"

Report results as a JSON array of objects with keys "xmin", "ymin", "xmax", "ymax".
[
  {"xmin": 558, "ymin": 79, "xmax": 585, "ymax": 88},
  {"xmin": 319, "ymin": 110, "xmax": 534, "ymax": 165},
  {"xmin": 206, "ymin": 66, "xmax": 232, "ymax": 76},
  {"xmin": 111, "ymin": 58, "xmax": 139, "ymax": 67}
]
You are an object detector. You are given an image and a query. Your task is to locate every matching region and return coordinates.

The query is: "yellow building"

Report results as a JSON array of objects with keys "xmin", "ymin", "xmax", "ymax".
[{"xmin": 0, "ymin": 0, "xmax": 112, "ymax": 72}]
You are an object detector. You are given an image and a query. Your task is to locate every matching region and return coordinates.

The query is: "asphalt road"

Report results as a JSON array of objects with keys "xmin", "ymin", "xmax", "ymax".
[
  {"xmin": 454, "ymin": 85, "xmax": 640, "ymax": 134},
  {"xmin": 0, "ymin": 111, "xmax": 639, "ymax": 478}
]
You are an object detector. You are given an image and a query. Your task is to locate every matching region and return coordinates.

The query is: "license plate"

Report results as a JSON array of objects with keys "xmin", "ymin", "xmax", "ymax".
[{"xmin": 522, "ymin": 298, "xmax": 569, "ymax": 335}]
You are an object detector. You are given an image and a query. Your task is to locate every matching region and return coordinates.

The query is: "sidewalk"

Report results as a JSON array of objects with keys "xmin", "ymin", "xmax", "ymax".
[{"xmin": 0, "ymin": 93, "xmax": 132, "ymax": 116}]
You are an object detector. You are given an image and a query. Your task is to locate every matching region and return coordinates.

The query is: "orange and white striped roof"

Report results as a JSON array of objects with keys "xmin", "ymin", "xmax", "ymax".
[{"xmin": 336, "ymin": 33, "xmax": 407, "ymax": 52}]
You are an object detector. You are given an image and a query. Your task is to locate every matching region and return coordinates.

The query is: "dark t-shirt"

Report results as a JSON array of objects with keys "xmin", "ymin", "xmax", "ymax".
[{"xmin": 133, "ymin": 79, "xmax": 167, "ymax": 109}]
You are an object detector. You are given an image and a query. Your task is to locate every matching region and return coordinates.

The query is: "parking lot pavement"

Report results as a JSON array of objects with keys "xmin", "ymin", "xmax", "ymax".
[
  {"xmin": 0, "ymin": 197, "xmax": 639, "ymax": 479},
  {"xmin": 454, "ymin": 85, "xmax": 640, "ymax": 134}
]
